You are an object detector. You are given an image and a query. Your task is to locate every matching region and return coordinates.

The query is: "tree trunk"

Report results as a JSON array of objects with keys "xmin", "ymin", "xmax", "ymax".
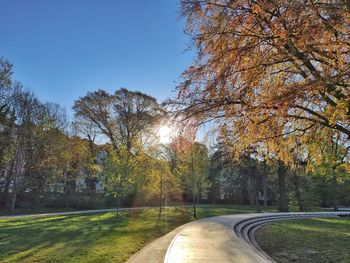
[
  {"xmin": 293, "ymin": 173, "xmax": 304, "ymax": 211},
  {"xmin": 263, "ymin": 176, "xmax": 268, "ymax": 208},
  {"xmin": 1, "ymin": 176, "xmax": 11, "ymax": 209},
  {"xmin": 238, "ymin": 187, "xmax": 243, "ymax": 205},
  {"xmin": 254, "ymin": 190, "xmax": 261, "ymax": 213},
  {"xmin": 158, "ymin": 175, "xmax": 163, "ymax": 219},
  {"xmin": 251, "ymin": 169, "xmax": 261, "ymax": 213},
  {"xmin": 10, "ymin": 190, "xmax": 17, "ymax": 212},
  {"xmin": 86, "ymin": 177, "xmax": 97, "ymax": 192},
  {"xmin": 332, "ymin": 167, "xmax": 339, "ymax": 211},
  {"xmin": 193, "ymin": 195, "xmax": 197, "ymax": 219},
  {"xmin": 116, "ymin": 194, "xmax": 120, "ymax": 215},
  {"xmin": 1, "ymin": 160, "xmax": 15, "ymax": 209},
  {"xmin": 9, "ymin": 149, "xmax": 25, "ymax": 212},
  {"xmin": 248, "ymin": 177, "xmax": 254, "ymax": 207},
  {"xmin": 277, "ymin": 161, "xmax": 288, "ymax": 212},
  {"xmin": 158, "ymin": 189, "xmax": 162, "ymax": 219},
  {"xmin": 158, "ymin": 202, "xmax": 162, "ymax": 219}
]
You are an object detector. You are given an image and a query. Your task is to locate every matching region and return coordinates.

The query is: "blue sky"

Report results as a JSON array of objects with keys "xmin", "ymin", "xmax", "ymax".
[{"xmin": 0, "ymin": 0, "xmax": 194, "ymax": 115}]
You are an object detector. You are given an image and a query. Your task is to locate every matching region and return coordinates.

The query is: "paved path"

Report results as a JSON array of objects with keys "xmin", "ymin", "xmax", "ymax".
[
  {"xmin": 126, "ymin": 222, "xmax": 192, "ymax": 263},
  {"xmin": 164, "ymin": 213, "xmax": 270, "ymax": 263},
  {"xmin": 127, "ymin": 213, "xmax": 272, "ymax": 263}
]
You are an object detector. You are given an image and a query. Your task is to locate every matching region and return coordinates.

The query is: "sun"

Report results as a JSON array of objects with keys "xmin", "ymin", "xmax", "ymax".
[{"xmin": 158, "ymin": 125, "xmax": 172, "ymax": 144}]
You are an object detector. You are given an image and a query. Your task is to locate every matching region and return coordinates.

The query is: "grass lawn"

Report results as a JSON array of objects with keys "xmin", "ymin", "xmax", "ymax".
[
  {"xmin": 256, "ymin": 217, "xmax": 350, "ymax": 263},
  {"xmin": 0, "ymin": 205, "xmax": 274, "ymax": 262}
]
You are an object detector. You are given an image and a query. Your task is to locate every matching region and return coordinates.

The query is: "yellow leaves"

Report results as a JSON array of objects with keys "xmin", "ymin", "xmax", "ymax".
[
  {"xmin": 250, "ymin": 3, "xmax": 262, "ymax": 15},
  {"xmin": 179, "ymin": 0, "xmax": 350, "ymax": 168},
  {"xmin": 321, "ymin": 96, "xmax": 349, "ymax": 129},
  {"xmin": 87, "ymin": 163, "xmax": 102, "ymax": 175},
  {"xmin": 139, "ymin": 158, "xmax": 180, "ymax": 201}
]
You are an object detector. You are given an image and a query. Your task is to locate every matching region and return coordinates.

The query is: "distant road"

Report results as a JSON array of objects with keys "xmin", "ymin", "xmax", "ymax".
[
  {"xmin": 323, "ymin": 207, "xmax": 350, "ymax": 211},
  {"xmin": 0, "ymin": 204, "xmax": 212, "ymax": 219}
]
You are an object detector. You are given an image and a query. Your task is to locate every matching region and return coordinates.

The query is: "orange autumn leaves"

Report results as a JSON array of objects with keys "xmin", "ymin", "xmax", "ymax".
[{"xmin": 178, "ymin": 0, "xmax": 350, "ymax": 161}]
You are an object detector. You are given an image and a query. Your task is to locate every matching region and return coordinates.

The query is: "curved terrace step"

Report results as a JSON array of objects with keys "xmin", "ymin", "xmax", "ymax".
[{"xmin": 233, "ymin": 212, "xmax": 350, "ymax": 262}]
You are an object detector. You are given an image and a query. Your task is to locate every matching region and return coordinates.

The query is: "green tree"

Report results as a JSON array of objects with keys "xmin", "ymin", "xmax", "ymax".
[
  {"xmin": 102, "ymin": 146, "xmax": 137, "ymax": 214},
  {"xmin": 180, "ymin": 141, "xmax": 211, "ymax": 219}
]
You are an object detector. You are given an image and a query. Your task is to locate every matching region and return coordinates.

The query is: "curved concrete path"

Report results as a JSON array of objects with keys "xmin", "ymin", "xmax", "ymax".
[
  {"xmin": 126, "ymin": 222, "xmax": 192, "ymax": 263},
  {"xmin": 164, "ymin": 213, "xmax": 270, "ymax": 263},
  {"xmin": 128, "ymin": 212, "xmax": 350, "ymax": 263}
]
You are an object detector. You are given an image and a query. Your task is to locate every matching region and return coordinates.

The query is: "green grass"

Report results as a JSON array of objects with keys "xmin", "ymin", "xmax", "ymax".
[
  {"xmin": 256, "ymin": 217, "xmax": 350, "ymax": 263},
  {"xmin": 0, "ymin": 205, "xmax": 275, "ymax": 263}
]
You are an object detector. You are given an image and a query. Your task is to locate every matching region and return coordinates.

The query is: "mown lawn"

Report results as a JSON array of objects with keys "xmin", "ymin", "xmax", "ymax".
[
  {"xmin": 0, "ymin": 205, "xmax": 274, "ymax": 263},
  {"xmin": 256, "ymin": 217, "xmax": 350, "ymax": 263}
]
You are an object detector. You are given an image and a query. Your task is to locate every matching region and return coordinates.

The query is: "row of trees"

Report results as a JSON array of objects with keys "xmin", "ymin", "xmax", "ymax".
[
  {"xmin": 0, "ymin": 58, "xmax": 212, "ymax": 218},
  {"xmin": 71, "ymin": 86, "xmax": 211, "ymax": 216},
  {"xmin": 0, "ymin": 58, "xmax": 102, "ymax": 211},
  {"xmin": 208, "ymin": 140, "xmax": 350, "ymax": 212}
]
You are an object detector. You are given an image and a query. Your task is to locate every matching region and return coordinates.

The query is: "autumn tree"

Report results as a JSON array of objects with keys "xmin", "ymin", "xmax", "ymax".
[
  {"xmin": 174, "ymin": 0, "xmax": 350, "ymax": 211},
  {"xmin": 178, "ymin": 0, "xmax": 349, "ymax": 140},
  {"xmin": 0, "ymin": 84, "xmax": 68, "ymax": 211},
  {"xmin": 4, "ymin": 87, "xmax": 45, "ymax": 211},
  {"xmin": 72, "ymin": 117, "xmax": 100, "ymax": 192},
  {"xmin": 140, "ymin": 155, "xmax": 181, "ymax": 218},
  {"xmin": 59, "ymin": 136, "xmax": 92, "ymax": 194}
]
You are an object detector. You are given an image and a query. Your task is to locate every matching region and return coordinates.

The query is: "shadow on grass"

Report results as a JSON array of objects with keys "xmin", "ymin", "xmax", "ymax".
[{"xmin": 0, "ymin": 208, "xmax": 194, "ymax": 262}]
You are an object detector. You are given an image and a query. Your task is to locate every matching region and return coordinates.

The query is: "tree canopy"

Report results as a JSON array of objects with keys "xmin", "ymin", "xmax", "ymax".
[
  {"xmin": 73, "ymin": 88, "xmax": 165, "ymax": 154},
  {"xmin": 177, "ymin": 0, "xmax": 350, "ymax": 159}
]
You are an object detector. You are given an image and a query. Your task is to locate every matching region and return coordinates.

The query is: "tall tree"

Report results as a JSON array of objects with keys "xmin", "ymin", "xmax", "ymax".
[
  {"xmin": 73, "ymin": 88, "xmax": 164, "ymax": 154},
  {"xmin": 174, "ymin": 1, "xmax": 350, "ymax": 211},
  {"xmin": 102, "ymin": 146, "xmax": 138, "ymax": 214},
  {"xmin": 310, "ymin": 130, "xmax": 350, "ymax": 210},
  {"xmin": 72, "ymin": 117, "xmax": 100, "ymax": 192},
  {"xmin": 178, "ymin": 140, "xmax": 211, "ymax": 219},
  {"xmin": 178, "ymin": 0, "xmax": 349, "ymax": 140},
  {"xmin": 0, "ymin": 86, "xmax": 68, "ymax": 210},
  {"xmin": 140, "ymin": 156, "xmax": 180, "ymax": 218}
]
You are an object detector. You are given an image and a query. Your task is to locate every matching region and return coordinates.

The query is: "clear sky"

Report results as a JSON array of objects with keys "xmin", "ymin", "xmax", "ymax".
[{"xmin": 0, "ymin": 0, "xmax": 194, "ymax": 115}]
